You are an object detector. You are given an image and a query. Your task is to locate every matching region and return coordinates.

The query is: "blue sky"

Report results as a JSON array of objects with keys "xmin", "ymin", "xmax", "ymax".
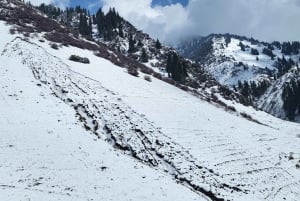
[
  {"xmin": 69, "ymin": 0, "xmax": 102, "ymax": 12},
  {"xmin": 151, "ymin": 0, "xmax": 188, "ymax": 7}
]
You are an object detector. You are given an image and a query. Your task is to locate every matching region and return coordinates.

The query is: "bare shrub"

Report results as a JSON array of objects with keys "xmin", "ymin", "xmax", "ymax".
[
  {"xmin": 179, "ymin": 85, "xmax": 189, "ymax": 91},
  {"xmin": 51, "ymin": 43, "xmax": 59, "ymax": 50},
  {"xmin": 153, "ymin": 72, "xmax": 162, "ymax": 80},
  {"xmin": 9, "ymin": 28, "xmax": 16, "ymax": 35},
  {"xmin": 44, "ymin": 32, "xmax": 98, "ymax": 50},
  {"xmin": 69, "ymin": 55, "xmax": 90, "ymax": 64},
  {"xmin": 127, "ymin": 66, "xmax": 139, "ymax": 77},
  {"xmin": 240, "ymin": 112, "xmax": 252, "ymax": 120},
  {"xmin": 215, "ymin": 99, "xmax": 227, "ymax": 108},
  {"xmin": 226, "ymin": 105, "xmax": 236, "ymax": 112},
  {"xmin": 140, "ymin": 66, "xmax": 154, "ymax": 75},
  {"xmin": 162, "ymin": 77, "xmax": 176, "ymax": 86},
  {"xmin": 144, "ymin": 75, "xmax": 152, "ymax": 82}
]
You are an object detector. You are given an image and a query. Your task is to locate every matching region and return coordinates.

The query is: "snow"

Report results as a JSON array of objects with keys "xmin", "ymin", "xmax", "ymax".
[
  {"xmin": 221, "ymin": 38, "xmax": 276, "ymax": 69},
  {"xmin": 1, "ymin": 19, "xmax": 300, "ymax": 201},
  {"xmin": 33, "ymin": 33, "xmax": 300, "ymax": 200},
  {"xmin": 0, "ymin": 22, "xmax": 206, "ymax": 201},
  {"xmin": 206, "ymin": 37, "xmax": 284, "ymax": 86},
  {"xmin": 197, "ymin": 35, "xmax": 300, "ymax": 121}
]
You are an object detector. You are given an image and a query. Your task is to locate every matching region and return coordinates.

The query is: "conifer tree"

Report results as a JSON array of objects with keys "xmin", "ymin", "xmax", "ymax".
[
  {"xmin": 251, "ymin": 48, "xmax": 259, "ymax": 55},
  {"xmin": 166, "ymin": 52, "xmax": 187, "ymax": 82},
  {"xmin": 137, "ymin": 40, "xmax": 143, "ymax": 47},
  {"xmin": 96, "ymin": 8, "xmax": 105, "ymax": 37},
  {"xmin": 88, "ymin": 16, "xmax": 92, "ymax": 36},
  {"xmin": 155, "ymin": 39, "xmax": 162, "ymax": 49},
  {"xmin": 118, "ymin": 24, "xmax": 124, "ymax": 38},
  {"xmin": 79, "ymin": 13, "xmax": 89, "ymax": 36},
  {"xmin": 128, "ymin": 33, "xmax": 135, "ymax": 53},
  {"xmin": 141, "ymin": 48, "xmax": 148, "ymax": 63}
]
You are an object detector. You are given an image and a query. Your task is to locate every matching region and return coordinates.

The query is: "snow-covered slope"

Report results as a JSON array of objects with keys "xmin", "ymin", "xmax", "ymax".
[
  {"xmin": 0, "ymin": 22, "xmax": 207, "ymax": 201},
  {"xmin": 1, "ymin": 16, "xmax": 300, "ymax": 201},
  {"xmin": 178, "ymin": 34, "xmax": 300, "ymax": 121},
  {"xmin": 179, "ymin": 35, "xmax": 291, "ymax": 87}
]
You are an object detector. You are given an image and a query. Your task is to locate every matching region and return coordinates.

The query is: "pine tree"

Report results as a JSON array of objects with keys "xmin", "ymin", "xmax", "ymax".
[
  {"xmin": 239, "ymin": 42, "xmax": 245, "ymax": 51},
  {"xmin": 79, "ymin": 13, "xmax": 89, "ymax": 36},
  {"xmin": 282, "ymin": 42, "xmax": 292, "ymax": 55},
  {"xmin": 166, "ymin": 52, "xmax": 187, "ymax": 82},
  {"xmin": 262, "ymin": 48, "xmax": 274, "ymax": 58},
  {"xmin": 251, "ymin": 48, "xmax": 259, "ymax": 55},
  {"xmin": 96, "ymin": 8, "xmax": 105, "ymax": 37},
  {"xmin": 137, "ymin": 40, "xmax": 143, "ymax": 47},
  {"xmin": 166, "ymin": 53, "xmax": 173, "ymax": 77},
  {"xmin": 238, "ymin": 80, "xmax": 243, "ymax": 89},
  {"xmin": 282, "ymin": 80, "xmax": 298, "ymax": 120},
  {"xmin": 118, "ymin": 24, "xmax": 124, "ymax": 38},
  {"xmin": 88, "ymin": 16, "xmax": 92, "ymax": 36},
  {"xmin": 241, "ymin": 81, "xmax": 250, "ymax": 97},
  {"xmin": 141, "ymin": 48, "xmax": 148, "ymax": 63},
  {"xmin": 155, "ymin": 39, "xmax": 162, "ymax": 49},
  {"xmin": 128, "ymin": 33, "xmax": 135, "ymax": 53}
]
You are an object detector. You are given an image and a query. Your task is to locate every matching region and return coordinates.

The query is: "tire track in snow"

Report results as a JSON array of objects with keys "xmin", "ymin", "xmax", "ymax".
[{"xmin": 2, "ymin": 37, "xmax": 248, "ymax": 201}]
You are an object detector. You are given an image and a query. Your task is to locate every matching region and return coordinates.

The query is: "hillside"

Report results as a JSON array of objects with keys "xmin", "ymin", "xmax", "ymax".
[
  {"xmin": 178, "ymin": 34, "xmax": 300, "ymax": 121},
  {"xmin": 1, "ymin": 1, "xmax": 300, "ymax": 201},
  {"xmin": 0, "ymin": 23, "xmax": 206, "ymax": 201}
]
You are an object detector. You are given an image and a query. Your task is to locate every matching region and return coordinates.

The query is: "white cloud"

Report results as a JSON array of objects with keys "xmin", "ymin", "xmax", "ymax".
[
  {"xmin": 185, "ymin": 0, "xmax": 300, "ymax": 42},
  {"xmin": 102, "ymin": 0, "xmax": 300, "ymax": 43},
  {"xmin": 102, "ymin": 0, "xmax": 189, "ymax": 43}
]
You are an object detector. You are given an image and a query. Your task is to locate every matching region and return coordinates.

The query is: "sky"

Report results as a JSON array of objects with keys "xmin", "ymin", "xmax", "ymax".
[{"xmin": 29, "ymin": 0, "xmax": 300, "ymax": 44}]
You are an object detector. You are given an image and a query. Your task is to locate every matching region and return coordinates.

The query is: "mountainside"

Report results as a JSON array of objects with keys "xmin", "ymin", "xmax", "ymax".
[
  {"xmin": 178, "ymin": 34, "xmax": 300, "ymax": 121},
  {"xmin": 0, "ymin": 22, "xmax": 205, "ymax": 201},
  {"xmin": 1, "ymin": 1, "xmax": 300, "ymax": 201},
  {"xmin": 36, "ymin": 2, "xmax": 247, "ymax": 106},
  {"xmin": 31, "ymin": 3, "xmax": 267, "ymax": 120}
]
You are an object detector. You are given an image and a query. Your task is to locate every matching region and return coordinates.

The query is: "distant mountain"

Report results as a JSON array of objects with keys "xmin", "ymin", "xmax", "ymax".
[{"xmin": 178, "ymin": 34, "xmax": 300, "ymax": 122}]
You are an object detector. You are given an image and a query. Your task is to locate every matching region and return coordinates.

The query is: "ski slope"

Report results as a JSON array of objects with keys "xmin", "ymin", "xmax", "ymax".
[{"xmin": 1, "ymin": 21, "xmax": 300, "ymax": 201}]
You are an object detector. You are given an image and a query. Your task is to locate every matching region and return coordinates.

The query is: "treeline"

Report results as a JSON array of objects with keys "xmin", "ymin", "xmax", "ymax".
[
  {"xmin": 37, "ymin": 4, "xmax": 163, "ymax": 53},
  {"xmin": 235, "ymin": 80, "xmax": 270, "ymax": 102},
  {"xmin": 37, "ymin": 4, "xmax": 124, "ymax": 40},
  {"xmin": 38, "ymin": 3, "xmax": 62, "ymax": 19},
  {"xmin": 166, "ymin": 52, "xmax": 188, "ymax": 82},
  {"xmin": 281, "ymin": 42, "xmax": 300, "ymax": 55},
  {"xmin": 38, "ymin": 4, "xmax": 92, "ymax": 36},
  {"xmin": 95, "ymin": 8, "xmax": 123, "ymax": 41},
  {"xmin": 282, "ymin": 78, "xmax": 300, "ymax": 120},
  {"xmin": 236, "ymin": 37, "xmax": 300, "ymax": 58},
  {"xmin": 275, "ymin": 56, "xmax": 296, "ymax": 77}
]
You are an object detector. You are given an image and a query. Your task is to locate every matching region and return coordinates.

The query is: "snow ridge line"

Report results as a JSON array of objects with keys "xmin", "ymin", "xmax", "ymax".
[{"xmin": 2, "ymin": 37, "xmax": 248, "ymax": 201}]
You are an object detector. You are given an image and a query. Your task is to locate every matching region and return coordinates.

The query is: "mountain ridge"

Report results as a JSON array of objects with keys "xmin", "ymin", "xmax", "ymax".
[{"xmin": 178, "ymin": 34, "xmax": 300, "ymax": 122}]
